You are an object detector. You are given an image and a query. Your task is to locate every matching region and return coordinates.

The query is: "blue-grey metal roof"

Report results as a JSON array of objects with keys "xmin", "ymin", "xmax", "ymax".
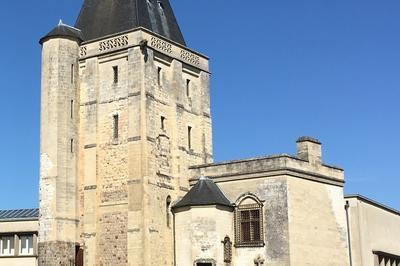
[
  {"xmin": 0, "ymin": 209, "xmax": 39, "ymax": 221},
  {"xmin": 40, "ymin": 21, "xmax": 84, "ymax": 44},
  {"xmin": 75, "ymin": 0, "xmax": 186, "ymax": 45}
]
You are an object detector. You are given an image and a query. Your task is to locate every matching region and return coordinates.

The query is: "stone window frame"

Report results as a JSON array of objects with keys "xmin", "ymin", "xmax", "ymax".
[
  {"xmin": 234, "ymin": 193, "xmax": 265, "ymax": 248},
  {"xmin": 193, "ymin": 258, "xmax": 216, "ymax": 266}
]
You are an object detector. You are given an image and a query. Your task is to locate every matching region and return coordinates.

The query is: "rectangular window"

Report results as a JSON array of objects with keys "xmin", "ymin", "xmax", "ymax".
[
  {"xmin": 239, "ymin": 209, "xmax": 261, "ymax": 243},
  {"xmin": 71, "ymin": 64, "xmax": 74, "ymax": 84},
  {"xmin": 188, "ymin": 126, "xmax": 192, "ymax": 150},
  {"xmin": 113, "ymin": 114, "xmax": 119, "ymax": 139},
  {"xmin": 157, "ymin": 67, "xmax": 162, "ymax": 86},
  {"xmin": 235, "ymin": 202, "xmax": 264, "ymax": 247},
  {"xmin": 0, "ymin": 236, "xmax": 15, "ymax": 256},
  {"xmin": 186, "ymin": 79, "xmax": 191, "ymax": 97},
  {"xmin": 161, "ymin": 116, "xmax": 166, "ymax": 130},
  {"xmin": 70, "ymin": 100, "xmax": 74, "ymax": 119},
  {"xmin": 113, "ymin": 66, "xmax": 119, "ymax": 84},
  {"xmin": 70, "ymin": 139, "xmax": 74, "ymax": 153},
  {"xmin": 20, "ymin": 235, "xmax": 33, "ymax": 255}
]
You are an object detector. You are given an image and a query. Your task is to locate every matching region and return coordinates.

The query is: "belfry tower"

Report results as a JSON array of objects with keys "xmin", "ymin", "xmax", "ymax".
[{"xmin": 39, "ymin": 0, "xmax": 212, "ymax": 265}]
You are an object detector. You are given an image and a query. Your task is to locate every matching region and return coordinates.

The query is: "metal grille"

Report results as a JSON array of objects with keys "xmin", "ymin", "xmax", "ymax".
[{"xmin": 234, "ymin": 203, "xmax": 264, "ymax": 247}]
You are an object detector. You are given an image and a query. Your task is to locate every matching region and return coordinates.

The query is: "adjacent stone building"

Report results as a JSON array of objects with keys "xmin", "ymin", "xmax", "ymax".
[
  {"xmin": 0, "ymin": 209, "xmax": 38, "ymax": 266},
  {"xmin": 0, "ymin": 0, "xmax": 399, "ymax": 266}
]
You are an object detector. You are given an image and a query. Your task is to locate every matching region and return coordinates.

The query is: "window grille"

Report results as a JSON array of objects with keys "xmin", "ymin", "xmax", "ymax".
[{"xmin": 235, "ymin": 202, "xmax": 264, "ymax": 247}]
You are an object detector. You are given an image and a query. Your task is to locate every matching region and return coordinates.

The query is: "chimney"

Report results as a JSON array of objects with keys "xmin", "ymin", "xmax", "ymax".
[{"xmin": 296, "ymin": 137, "xmax": 322, "ymax": 165}]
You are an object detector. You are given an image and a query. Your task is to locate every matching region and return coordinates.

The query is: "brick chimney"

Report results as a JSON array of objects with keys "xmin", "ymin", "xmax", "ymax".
[{"xmin": 296, "ymin": 137, "xmax": 322, "ymax": 165}]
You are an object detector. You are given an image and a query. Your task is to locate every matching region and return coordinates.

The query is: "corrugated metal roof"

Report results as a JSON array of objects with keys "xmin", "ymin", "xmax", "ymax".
[{"xmin": 0, "ymin": 209, "xmax": 39, "ymax": 221}]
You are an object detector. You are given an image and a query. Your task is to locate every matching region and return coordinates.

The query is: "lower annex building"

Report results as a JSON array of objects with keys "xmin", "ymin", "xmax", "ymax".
[{"xmin": 0, "ymin": 0, "xmax": 399, "ymax": 265}]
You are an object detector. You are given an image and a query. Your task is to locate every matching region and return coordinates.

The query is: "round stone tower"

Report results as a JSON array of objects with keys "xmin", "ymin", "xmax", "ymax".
[{"xmin": 38, "ymin": 21, "xmax": 82, "ymax": 265}]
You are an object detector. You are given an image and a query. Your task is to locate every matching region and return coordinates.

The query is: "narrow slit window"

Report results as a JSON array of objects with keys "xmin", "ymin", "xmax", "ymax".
[
  {"xmin": 71, "ymin": 64, "xmax": 74, "ymax": 84},
  {"xmin": 70, "ymin": 100, "xmax": 74, "ymax": 119},
  {"xmin": 157, "ymin": 67, "xmax": 162, "ymax": 86},
  {"xmin": 70, "ymin": 139, "xmax": 74, "ymax": 153},
  {"xmin": 186, "ymin": 79, "xmax": 191, "ymax": 97},
  {"xmin": 161, "ymin": 116, "xmax": 166, "ymax": 130},
  {"xmin": 113, "ymin": 114, "xmax": 119, "ymax": 139},
  {"xmin": 188, "ymin": 126, "xmax": 192, "ymax": 150},
  {"xmin": 166, "ymin": 196, "xmax": 171, "ymax": 228},
  {"xmin": 113, "ymin": 66, "xmax": 119, "ymax": 84}
]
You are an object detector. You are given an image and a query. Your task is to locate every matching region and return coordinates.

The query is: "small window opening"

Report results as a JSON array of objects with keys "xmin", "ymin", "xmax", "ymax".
[
  {"xmin": 186, "ymin": 79, "xmax": 191, "ymax": 97},
  {"xmin": 157, "ymin": 67, "xmax": 162, "ymax": 86},
  {"xmin": 70, "ymin": 139, "xmax": 74, "ymax": 153},
  {"xmin": 158, "ymin": 1, "xmax": 164, "ymax": 10},
  {"xmin": 166, "ymin": 196, "xmax": 171, "ymax": 228},
  {"xmin": 70, "ymin": 100, "xmax": 74, "ymax": 119},
  {"xmin": 113, "ymin": 66, "xmax": 119, "ymax": 84},
  {"xmin": 161, "ymin": 116, "xmax": 166, "ymax": 130},
  {"xmin": 71, "ymin": 64, "xmax": 74, "ymax": 84},
  {"xmin": 75, "ymin": 245, "xmax": 84, "ymax": 266},
  {"xmin": 113, "ymin": 114, "xmax": 119, "ymax": 139},
  {"xmin": 188, "ymin": 126, "xmax": 192, "ymax": 150}
]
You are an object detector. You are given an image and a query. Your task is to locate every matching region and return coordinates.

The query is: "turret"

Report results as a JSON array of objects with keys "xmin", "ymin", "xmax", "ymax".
[{"xmin": 38, "ymin": 21, "xmax": 82, "ymax": 265}]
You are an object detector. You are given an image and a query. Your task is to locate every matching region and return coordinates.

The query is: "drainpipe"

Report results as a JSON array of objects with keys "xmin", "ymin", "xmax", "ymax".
[
  {"xmin": 345, "ymin": 201, "xmax": 353, "ymax": 266},
  {"xmin": 173, "ymin": 211, "xmax": 176, "ymax": 266}
]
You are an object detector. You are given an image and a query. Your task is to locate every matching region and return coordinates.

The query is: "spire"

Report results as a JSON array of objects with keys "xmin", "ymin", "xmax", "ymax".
[{"xmin": 75, "ymin": 0, "xmax": 186, "ymax": 45}]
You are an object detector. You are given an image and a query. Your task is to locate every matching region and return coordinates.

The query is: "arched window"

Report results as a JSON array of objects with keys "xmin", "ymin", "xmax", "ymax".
[
  {"xmin": 166, "ymin": 196, "xmax": 172, "ymax": 228},
  {"xmin": 234, "ymin": 193, "xmax": 264, "ymax": 247}
]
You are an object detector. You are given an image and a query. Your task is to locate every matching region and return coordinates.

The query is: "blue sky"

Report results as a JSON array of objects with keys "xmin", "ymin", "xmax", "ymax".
[{"xmin": 0, "ymin": 0, "xmax": 398, "ymax": 210}]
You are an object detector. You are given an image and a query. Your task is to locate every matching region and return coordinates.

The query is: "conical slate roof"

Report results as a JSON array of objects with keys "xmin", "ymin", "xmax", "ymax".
[
  {"xmin": 173, "ymin": 177, "xmax": 232, "ymax": 210},
  {"xmin": 75, "ymin": 0, "xmax": 186, "ymax": 45},
  {"xmin": 40, "ymin": 21, "xmax": 84, "ymax": 44}
]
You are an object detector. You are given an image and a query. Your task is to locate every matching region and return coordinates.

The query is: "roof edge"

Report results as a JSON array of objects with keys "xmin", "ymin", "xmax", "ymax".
[
  {"xmin": 345, "ymin": 194, "xmax": 400, "ymax": 216},
  {"xmin": 190, "ymin": 154, "xmax": 344, "ymax": 171}
]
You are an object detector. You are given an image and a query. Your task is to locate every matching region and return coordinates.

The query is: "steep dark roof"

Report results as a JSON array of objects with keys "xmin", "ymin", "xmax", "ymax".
[
  {"xmin": 75, "ymin": 0, "xmax": 186, "ymax": 45},
  {"xmin": 173, "ymin": 177, "xmax": 232, "ymax": 210},
  {"xmin": 0, "ymin": 209, "xmax": 39, "ymax": 222},
  {"xmin": 40, "ymin": 21, "xmax": 84, "ymax": 44}
]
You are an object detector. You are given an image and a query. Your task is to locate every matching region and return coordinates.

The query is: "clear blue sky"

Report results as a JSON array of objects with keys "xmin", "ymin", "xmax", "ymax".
[{"xmin": 0, "ymin": 0, "xmax": 399, "ymax": 210}]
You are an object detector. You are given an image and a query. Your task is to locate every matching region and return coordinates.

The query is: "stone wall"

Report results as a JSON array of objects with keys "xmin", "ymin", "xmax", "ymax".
[
  {"xmin": 39, "ymin": 37, "xmax": 80, "ymax": 265},
  {"xmin": 76, "ymin": 30, "xmax": 212, "ymax": 265},
  {"xmin": 38, "ymin": 241, "xmax": 75, "ymax": 266}
]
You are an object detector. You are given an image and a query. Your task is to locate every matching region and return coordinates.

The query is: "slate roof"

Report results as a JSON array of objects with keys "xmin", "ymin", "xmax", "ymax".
[
  {"xmin": 75, "ymin": 0, "xmax": 186, "ymax": 45},
  {"xmin": 0, "ymin": 209, "xmax": 39, "ymax": 222},
  {"xmin": 172, "ymin": 177, "xmax": 233, "ymax": 210},
  {"xmin": 40, "ymin": 21, "xmax": 84, "ymax": 44}
]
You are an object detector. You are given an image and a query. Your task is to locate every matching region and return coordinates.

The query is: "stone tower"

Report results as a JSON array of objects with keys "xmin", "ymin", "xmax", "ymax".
[{"xmin": 39, "ymin": 1, "xmax": 212, "ymax": 265}]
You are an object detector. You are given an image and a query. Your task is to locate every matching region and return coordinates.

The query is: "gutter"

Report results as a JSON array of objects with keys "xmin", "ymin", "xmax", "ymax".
[{"xmin": 345, "ymin": 200, "xmax": 353, "ymax": 266}]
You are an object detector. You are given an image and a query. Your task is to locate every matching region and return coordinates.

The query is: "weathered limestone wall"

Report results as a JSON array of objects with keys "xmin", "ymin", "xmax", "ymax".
[
  {"xmin": 218, "ymin": 177, "xmax": 290, "ymax": 266},
  {"xmin": 77, "ymin": 30, "xmax": 212, "ymax": 265},
  {"xmin": 175, "ymin": 206, "xmax": 233, "ymax": 266},
  {"xmin": 287, "ymin": 178, "xmax": 349, "ymax": 266},
  {"xmin": 190, "ymin": 138, "xmax": 349, "ymax": 266},
  {"xmin": 39, "ymin": 37, "xmax": 80, "ymax": 265}
]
